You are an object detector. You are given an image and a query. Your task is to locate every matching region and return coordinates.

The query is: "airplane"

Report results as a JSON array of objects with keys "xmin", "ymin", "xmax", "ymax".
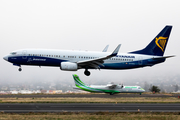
[
  {"xmin": 3, "ymin": 26, "xmax": 174, "ymax": 76},
  {"xmin": 72, "ymin": 74, "xmax": 145, "ymax": 95}
]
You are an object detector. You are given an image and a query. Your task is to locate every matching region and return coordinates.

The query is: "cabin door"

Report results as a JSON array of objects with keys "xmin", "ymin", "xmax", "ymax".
[
  {"xmin": 138, "ymin": 57, "xmax": 143, "ymax": 65},
  {"xmin": 22, "ymin": 50, "xmax": 27, "ymax": 59}
]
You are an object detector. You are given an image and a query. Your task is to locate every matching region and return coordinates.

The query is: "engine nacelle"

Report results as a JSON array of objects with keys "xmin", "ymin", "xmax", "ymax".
[{"xmin": 60, "ymin": 62, "xmax": 78, "ymax": 71}]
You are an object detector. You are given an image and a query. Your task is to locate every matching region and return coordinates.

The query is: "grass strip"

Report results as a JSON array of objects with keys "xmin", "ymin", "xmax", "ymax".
[
  {"xmin": 0, "ymin": 112, "xmax": 180, "ymax": 120},
  {"xmin": 0, "ymin": 97, "xmax": 180, "ymax": 103}
]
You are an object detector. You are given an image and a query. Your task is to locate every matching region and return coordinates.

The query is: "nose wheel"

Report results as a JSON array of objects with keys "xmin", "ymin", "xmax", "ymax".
[
  {"xmin": 18, "ymin": 67, "xmax": 22, "ymax": 71},
  {"xmin": 84, "ymin": 70, "xmax": 90, "ymax": 76}
]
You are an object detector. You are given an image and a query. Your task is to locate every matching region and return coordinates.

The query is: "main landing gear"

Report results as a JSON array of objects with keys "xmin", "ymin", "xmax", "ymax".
[
  {"xmin": 84, "ymin": 69, "xmax": 90, "ymax": 76},
  {"xmin": 110, "ymin": 92, "xmax": 114, "ymax": 95}
]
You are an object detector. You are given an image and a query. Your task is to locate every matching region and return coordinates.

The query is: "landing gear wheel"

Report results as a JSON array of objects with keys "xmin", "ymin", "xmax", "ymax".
[
  {"xmin": 110, "ymin": 92, "xmax": 114, "ymax": 95},
  {"xmin": 84, "ymin": 70, "xmax": 90, "ymax": 76},
  {"xmin": 18, "ymin": 68, "xmax": 22, "ymax": 72}
]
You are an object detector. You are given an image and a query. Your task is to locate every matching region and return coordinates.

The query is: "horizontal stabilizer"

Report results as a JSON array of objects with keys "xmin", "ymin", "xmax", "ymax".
[{"xmin": 152, "ymin": 55, "xmax": 175, "ymax": 60}]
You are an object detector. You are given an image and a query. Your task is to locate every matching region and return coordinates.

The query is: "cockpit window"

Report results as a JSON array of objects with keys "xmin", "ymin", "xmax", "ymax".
[{"xmin": 10, "ymin": 52, "xmax": 17, "ymax": 55}]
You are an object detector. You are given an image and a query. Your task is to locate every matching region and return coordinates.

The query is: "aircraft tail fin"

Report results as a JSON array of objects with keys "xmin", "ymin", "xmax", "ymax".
[
  {"xmin": 72, "ymin": 74, "xmax": 86, "ymax": 87},
  {"xmin": 130, "ymin": 26, "xmax": 172, "ymax": 56}
]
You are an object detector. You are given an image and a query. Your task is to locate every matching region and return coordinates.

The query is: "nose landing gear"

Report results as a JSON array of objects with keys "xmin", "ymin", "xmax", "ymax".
[
  {"xmin": 84, "ymin": 69, "xmax": 90, "ymax": 76},
  {"xmin": 18, "ymin": 67, "xmax": 22, "ymax": 71},
  {"xmin": 13, "ymin": 64, "xmax": 22, "ymax": 72}
]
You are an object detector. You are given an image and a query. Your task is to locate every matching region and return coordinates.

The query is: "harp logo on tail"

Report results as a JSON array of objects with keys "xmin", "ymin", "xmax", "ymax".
[{"xmin": 155, "ymin": 36, "xmax": 167, "ymax": 52}]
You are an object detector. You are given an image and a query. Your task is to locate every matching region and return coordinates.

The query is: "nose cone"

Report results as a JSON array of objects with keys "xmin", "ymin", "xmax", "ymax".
[{"xmin": 3, "ymin": 56, "xmax": 8, "ymax": 61}]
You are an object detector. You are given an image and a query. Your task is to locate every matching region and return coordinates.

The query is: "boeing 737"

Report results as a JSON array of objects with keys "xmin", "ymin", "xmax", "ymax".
[
  {"xmin": 3, "ymin": 26, "xmax": 174, "ymax": 76},
  {"xmin": 73, "ymin": 74, "xmax": 145, "ymax": 95}
]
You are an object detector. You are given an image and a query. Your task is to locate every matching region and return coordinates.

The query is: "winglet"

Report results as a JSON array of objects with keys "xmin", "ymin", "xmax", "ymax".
[
  {"xmin": 102, "ymin": 45, "xmax": 109, "ymax": 52},
  {"xmin": 110, "ymin": 44, "xmax": 121, "ymax": 56}
]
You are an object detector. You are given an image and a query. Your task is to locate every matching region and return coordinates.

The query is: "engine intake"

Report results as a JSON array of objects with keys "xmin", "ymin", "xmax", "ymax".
[{"xmin": 60, "ymin": 62, "xmax": 78, "ymax": 71}]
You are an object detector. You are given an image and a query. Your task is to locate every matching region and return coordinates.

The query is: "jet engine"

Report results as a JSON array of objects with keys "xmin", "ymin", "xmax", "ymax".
[{"xmin": 60, "ymin": 62, "xmax": 78, "ymax": 71}]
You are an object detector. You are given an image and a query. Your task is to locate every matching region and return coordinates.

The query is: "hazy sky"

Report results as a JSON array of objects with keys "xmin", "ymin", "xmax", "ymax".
[{"xmin": 0, "ymin": 0, "xmax": 179, "ymax": 85}]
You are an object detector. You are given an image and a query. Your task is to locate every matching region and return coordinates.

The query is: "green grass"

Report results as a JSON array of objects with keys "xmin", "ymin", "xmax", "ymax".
[
  {"xmin": 0, "ymin": 97, "xmax": 180, "ymax": 103},
  {"xmin": 0, "ymin": 112, "xmax": 180, "ymax": 120}
]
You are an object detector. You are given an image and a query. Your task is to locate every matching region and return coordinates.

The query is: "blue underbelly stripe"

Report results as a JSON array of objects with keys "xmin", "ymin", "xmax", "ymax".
[{"xmin": 8, "ymin": 56, "xmax": 165, "ymax": 69}]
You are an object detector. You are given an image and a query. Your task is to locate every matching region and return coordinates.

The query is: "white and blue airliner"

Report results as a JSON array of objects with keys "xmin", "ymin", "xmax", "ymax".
[{"xmin": 3, "ymin": 26, "xmax": 174, "ymax": 76}]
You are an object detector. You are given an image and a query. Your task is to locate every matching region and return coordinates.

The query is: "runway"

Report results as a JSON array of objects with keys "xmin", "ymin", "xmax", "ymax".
[
  {"xmin": 0, "ymin": 94, "xmax": 179, "ymax": 98},
  {"xmin": 0, "ymin": 103, "xmax": 180, "ymax": 113}
]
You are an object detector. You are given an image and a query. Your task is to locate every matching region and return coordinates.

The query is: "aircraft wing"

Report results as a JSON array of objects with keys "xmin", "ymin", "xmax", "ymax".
[
  {"xmin": 106, "ymin": 84, "xmax": 117, "ymax": 89},
  {"xmin": 77, "ymin": 44, "xmax": 121, "ymax": 69}
]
